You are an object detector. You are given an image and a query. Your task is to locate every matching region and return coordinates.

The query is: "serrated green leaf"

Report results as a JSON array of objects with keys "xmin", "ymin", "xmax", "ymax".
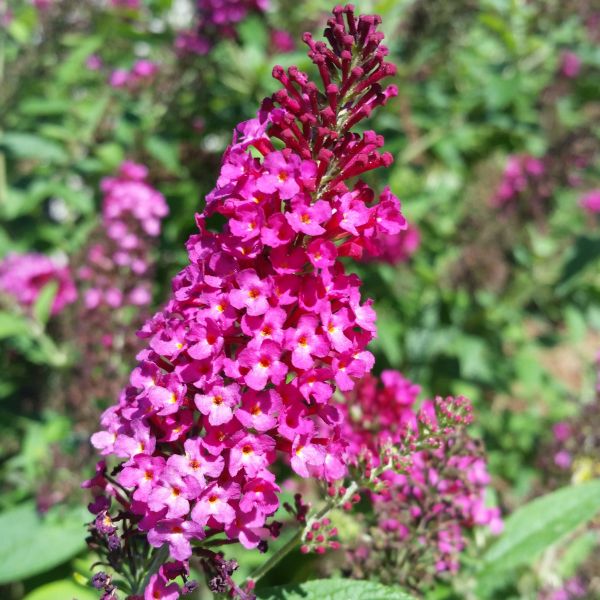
[
  {"xmin": 481, "ymin": 480, "xmax": 600, "ymax": 577},
  {"xmin": 0, "ymin": 502, "xmax": 88, "ymax": 583},
  {"xmin": 257, "ymin": 579, "xmax": 415, "ymax": 600}
]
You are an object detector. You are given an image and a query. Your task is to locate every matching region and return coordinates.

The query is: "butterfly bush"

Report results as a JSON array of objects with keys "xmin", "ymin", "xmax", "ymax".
[
  {"xmin": 86, "ymin": 6, "xmax": 402, "ymax": 597},
  {"xmin": 340, "ymin": 371, "xmax": 501, "ymax": 588},
  {"xmin": 0, "ymin": 252, "xmax": 76, "ymax": 316}
]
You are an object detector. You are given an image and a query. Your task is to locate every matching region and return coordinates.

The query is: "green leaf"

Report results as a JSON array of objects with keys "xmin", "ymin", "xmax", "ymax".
[
  {"xmin": 480, "ymin": 480, "xmax": 600, "ymax": 577},
  {"xmin": 0, "ymin": 132, "xmax": 68, "ymax": 163},
  {"xmin": 257, "ymin": 579, "xmax": 415, "ymax": 600},
  {"xmin": 559, "ymin": 235, "xmax": 600, "ymax": 288},
  {"xmin": 0, "ymin": 502, "xmax": 88, "ymax": 583},
  {"xmin": 0, "ymin": 311, "xmax": 31, "ymax": 339},
  {"xmin": 33, "ymin": 280, "xmax": 58, "ymax": 327},
  {"xmin": 145, "ymin": 136, "xmax": 182, "ymax": 175},
  {"xmin": 23, "ymin": 580, "xmax": 97, "ymax": 600}
]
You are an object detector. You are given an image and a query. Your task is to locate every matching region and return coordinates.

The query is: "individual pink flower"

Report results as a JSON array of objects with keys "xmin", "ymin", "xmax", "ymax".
[
  {"xmin": 147, "ymin": 519, "xmax": 205, "ymax": 561},
  {"xmin": 194, "ymin": 382, "xmax": 240, "ymax": 425},
  {"xmin": 144, "ymin": 571, "xmax": 180, "ymax": 600},
  {"xmin": 191, "ymin": 482, "xmax": 239, "ymax": 527}
]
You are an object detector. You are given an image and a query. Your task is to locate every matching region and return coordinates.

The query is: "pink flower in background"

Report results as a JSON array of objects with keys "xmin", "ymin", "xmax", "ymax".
[
  {"xmin": 32, "ymin": 0, "xmax": 53, "ymax": 10},
  {"xmin": 560, "ymin": 51, "xmax": 582, "ymax": 79},
  {"xmin": 0, "ymin": 253, "xmax": 76, "ymax": 316},
  {"xmin": 270, "ymin": 29, "xmax": 295, "ymax": 53},
  {"xmin": 78, "ymin": 161, "xmax": 168, "ymax": 312},
  {"xmin": 342, "ymin": 371, "xmax": 501, "ymax": 576},
  {"xmin": 491, "ymin": 154, "xmax": 546, "ymax": 207},
  {"xmin": 109, "ymin": 61, "xmax": 159, "ymax": 90},
  {"xmin": 109, "ymin": 69, "xmax": 129, "ymax": 88},
  {"xmin": 177, "ymin": 0, "xmax": 270, "ymax": 56},
  {"xmin": 85, "ymin": 54, "xmax": 103, "ymax": 71},
  {"xmin": 579, "ymin": 189, "xmax": 600, "ymax": 213},
  {"xmin": 110, "ymin": 0, "xmax": 140, "ymax": 8}
]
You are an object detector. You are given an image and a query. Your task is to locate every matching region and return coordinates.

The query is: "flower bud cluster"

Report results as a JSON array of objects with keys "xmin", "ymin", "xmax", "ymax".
[
  {"xmin": 340, "ymin": 371, "xmax": 501, "ymax": 588},
  {"xmin": 87, "ymin": 6, "xmax": 401, "ymax": 597}
]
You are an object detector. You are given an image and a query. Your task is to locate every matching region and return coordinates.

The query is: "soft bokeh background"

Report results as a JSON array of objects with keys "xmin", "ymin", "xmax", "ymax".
[{"xmin": 0, "ymin": 0, "xmax": 599, "ymax": 598}]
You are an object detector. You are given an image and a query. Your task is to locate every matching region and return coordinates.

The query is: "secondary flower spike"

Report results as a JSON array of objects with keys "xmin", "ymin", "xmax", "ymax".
[{"xmin": 86, "ymin": 6, "xmax": 403, "ymax": 597}]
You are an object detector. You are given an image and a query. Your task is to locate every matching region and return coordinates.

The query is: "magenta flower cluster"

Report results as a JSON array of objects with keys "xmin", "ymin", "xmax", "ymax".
[
  {"xmin": 491, "ymin": 154, "xmax": 546, "ymax": 208},
  {"xmin": 78, "ymin": 161, "xmax": 168, "ymax": 312},
  {"xmin": 87, "ymin": 6, "xmax": 401, "ymax": 596},
  {"xmin": 342, "ymin": 370, "xmax": 502, "ymax": 575},
  {"xmin": 0, "ymin": 252, "xmax": 76, "ymax": 316}
]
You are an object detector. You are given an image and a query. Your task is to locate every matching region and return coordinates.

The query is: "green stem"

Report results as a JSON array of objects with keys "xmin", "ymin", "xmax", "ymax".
[
  {"xmin": 137, "ymin": 544, "xmax": 170, "ymax": 594},
  {"xmin": 247, "ymin": 481, "xmax": 359, "ymax": 586}
]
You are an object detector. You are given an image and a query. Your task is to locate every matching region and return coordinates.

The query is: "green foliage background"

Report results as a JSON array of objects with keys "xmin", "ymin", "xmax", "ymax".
[{"xmin": 0, "ymin": 0, "xmax": 599, "ymax": 598}]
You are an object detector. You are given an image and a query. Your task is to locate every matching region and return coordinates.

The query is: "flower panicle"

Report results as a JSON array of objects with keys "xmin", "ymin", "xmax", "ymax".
[{"xmin": 85, "ymin": 6, "xmax": 400, "ymax": 599}]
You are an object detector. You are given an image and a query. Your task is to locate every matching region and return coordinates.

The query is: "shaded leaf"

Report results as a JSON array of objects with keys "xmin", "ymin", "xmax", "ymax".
[
  {"xmin": 257, "ymin": 579, "xmax": 415, "ymax": 600},
  {"xmin": 0, "ymin": 502, "xmax": 88, "ymax": 583},
  {"xmin": 0, "ymin": 132, "xmax": 68, "ymax": 163},
  {"xmin": 481, "ymin": 480, "xmax": 600, "ymax": 577},
  {"xmin": 23, "ymin": 580, "xmax": 96, "ymax": 600}
]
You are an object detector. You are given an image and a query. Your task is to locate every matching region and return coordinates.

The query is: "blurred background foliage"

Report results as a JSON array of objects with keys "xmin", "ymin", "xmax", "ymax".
[{"xmin": 0, "ymin": 0, "xmax": 599, "ymax": 598}]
